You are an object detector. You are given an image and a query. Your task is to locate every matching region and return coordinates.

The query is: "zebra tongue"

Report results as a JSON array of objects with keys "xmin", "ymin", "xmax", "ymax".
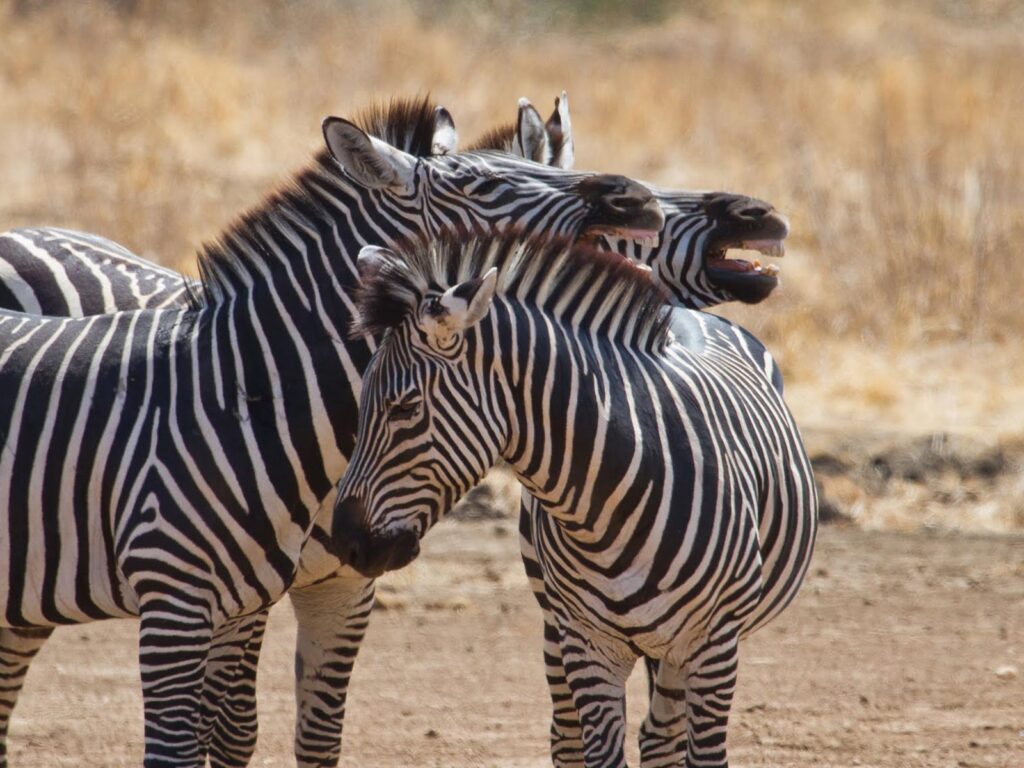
[{"xmin": 712, "ymin": 258, "xmax": 754, "ymax": 273}]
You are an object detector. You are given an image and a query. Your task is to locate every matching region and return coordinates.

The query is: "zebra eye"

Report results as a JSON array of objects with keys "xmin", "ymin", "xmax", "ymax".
[{"xmin": 388, "ymin": 399, "xmax": 421, "ymax": 421}]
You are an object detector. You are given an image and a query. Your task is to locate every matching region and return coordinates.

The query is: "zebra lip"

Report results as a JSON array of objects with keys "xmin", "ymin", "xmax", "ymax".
[{"xmin": 582, "ymin": 225, "xmax": 661, "ymax": 247}]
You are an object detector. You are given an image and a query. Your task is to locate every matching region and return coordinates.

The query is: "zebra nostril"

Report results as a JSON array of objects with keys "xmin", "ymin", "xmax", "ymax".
[
  {"xmin": 739, "ymin": 205, "xmax": 770, "ymax": 218},
  {"xmin": 606, "ymin": 195, "xmax": 642, "ymax": 211}
]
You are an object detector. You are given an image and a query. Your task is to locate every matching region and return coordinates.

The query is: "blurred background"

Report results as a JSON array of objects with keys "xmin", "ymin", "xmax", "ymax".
[
  {"xmin": 3, "ymin": 3, "xmax": 1023, "ymax": 766},
  {"xmin": 1, "ymin": 0, "xmax": 1022, "ymax": 531}
]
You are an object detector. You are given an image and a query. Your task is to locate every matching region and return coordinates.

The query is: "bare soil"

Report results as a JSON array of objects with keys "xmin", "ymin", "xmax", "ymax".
[{"xmin": 8, "ymin": 523, "xmax": 1023, "ymax": 768}]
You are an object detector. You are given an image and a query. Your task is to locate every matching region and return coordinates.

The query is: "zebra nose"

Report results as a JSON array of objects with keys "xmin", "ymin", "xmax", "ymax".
[
  {"xmin": 733, "ymin": 197, "xmax": 773, "ymax": 220},
  {"xmin": 578, "ymin": 174, "xmax": 665, "ymax": 236}
]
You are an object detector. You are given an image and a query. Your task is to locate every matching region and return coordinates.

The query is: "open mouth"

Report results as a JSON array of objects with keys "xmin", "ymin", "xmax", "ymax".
[{"xmin": 705, "ymin": 237, "xmax": 785, "ymax": 304}]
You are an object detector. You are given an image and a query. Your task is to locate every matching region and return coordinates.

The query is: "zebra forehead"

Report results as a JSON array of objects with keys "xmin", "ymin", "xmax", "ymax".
[{"xmin": 352, "ymin": 232, "xmax": 672, "ymax": 353}]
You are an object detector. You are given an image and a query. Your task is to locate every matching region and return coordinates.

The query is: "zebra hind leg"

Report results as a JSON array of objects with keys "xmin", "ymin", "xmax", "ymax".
[
  {"xmin": 638, "ymin": 657, "xmax": 688, "ymax": 767},
  {"xmin": 0, "ymin": 627, "xmax": 54, "ymax": 768}
]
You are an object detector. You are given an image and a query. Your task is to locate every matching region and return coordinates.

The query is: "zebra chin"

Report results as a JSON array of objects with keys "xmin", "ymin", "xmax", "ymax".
[{"xmin": 330, "ymin": 495, "xmax": 421, "ymax": 578}]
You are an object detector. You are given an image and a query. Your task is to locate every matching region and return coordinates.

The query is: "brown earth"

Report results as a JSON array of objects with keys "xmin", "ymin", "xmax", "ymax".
[{"xmin": 8, "ymin": 522, "xmax": 1023, "ymax": 768}]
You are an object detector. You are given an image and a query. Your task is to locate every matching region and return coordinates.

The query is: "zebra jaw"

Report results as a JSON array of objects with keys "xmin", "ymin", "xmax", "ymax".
[{"xmin": 705, "ymin": 238, "xmax": 785, "ymax": 304}]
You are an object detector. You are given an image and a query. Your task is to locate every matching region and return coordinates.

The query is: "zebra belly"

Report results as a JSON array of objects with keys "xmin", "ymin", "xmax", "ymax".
[{"xmin": 533, "ymin": 506, "xmax": 765, "ymax": 660}]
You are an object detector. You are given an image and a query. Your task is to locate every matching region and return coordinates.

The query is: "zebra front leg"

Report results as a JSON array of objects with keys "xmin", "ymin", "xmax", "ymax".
[
  {"xmin": 519, "ymin": 501, "xmax": 585, "ymax": 767},
  {"xmin": 557, "ymin": 622, "xmax": 634, "ymax": 768},
  {"xmin": 0, "ymin": 627, "xmax": 54, "ymax": 768},
  {"xmin": 289, "ymin": 575, "xmax": 375, "ymax": 768},
  {"xmin": 195, "ymin": 615, "xmax": 262, "ymax": 768},
  {"xmin": 681, "ymin": 630, "xmax": 741, "ymax": 768},
  {"xmin": 206, "ymin": 613, "xmax": 266, "ymax": 768},
  {"xmin": 138, "ymin": 602, "xmax": 215, "ymax": 768},
  {"xmin": 638, "ymin": 657, "xmax": 688, "ymax": 768}
]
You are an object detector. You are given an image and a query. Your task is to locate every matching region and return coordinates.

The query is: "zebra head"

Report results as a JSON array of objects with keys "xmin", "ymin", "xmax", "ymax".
[
  {"xmin": 330, "ymin": 233, "xmax": 671, "ymax": 578},
  {"xmin": 599, "ymin": 187, "xmax": 791, "ymax": 308},
  {"xmin": 330, "ymin": 239, "xmax": 524, "ymax": 577},
  {"xmin": 320, "ymin": 106, "xmax": 662, "ymax": 249},
  {"xmin": 471, "ymin": 93, "xmax": 788, "ymax": 308}
]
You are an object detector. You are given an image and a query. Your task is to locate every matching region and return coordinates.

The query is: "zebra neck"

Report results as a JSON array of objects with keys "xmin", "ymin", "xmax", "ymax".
[
  {"xmin": 500, "ymin": 325, "xmax": 610, "ymax": 525},
  {"xmin": 196, "ymin": 171, "xmax": 387, "ymax": 313}
]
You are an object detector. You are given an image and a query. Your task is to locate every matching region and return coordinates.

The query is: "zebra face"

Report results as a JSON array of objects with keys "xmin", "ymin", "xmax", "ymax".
[
  {"xmin": 331, "ymin": 255, "xmax": 503, "ymax": 578},
  {"xmin": 600, "ymin": 189, "xmax": 790, "ymax": 309},
  {"xmin": 322, "ymin": 118, "xmax": 665, "ymax": 246}
]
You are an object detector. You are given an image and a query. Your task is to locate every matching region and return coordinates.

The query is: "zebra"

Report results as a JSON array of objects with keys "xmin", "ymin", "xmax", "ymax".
[
  {"xmin": 0, "ymin": 94, "xmax": 572, "ymax": 768},
  {"xmin": 330, "ymin": 233, "xmax": 818, "ymax": 768},
  {"xmin": 0, "ymin": 97, "xmax": 789, "ymax": 767},
  {"xmin": 0, "ymin": 96, "xmax": 678, "ymax": 768}
]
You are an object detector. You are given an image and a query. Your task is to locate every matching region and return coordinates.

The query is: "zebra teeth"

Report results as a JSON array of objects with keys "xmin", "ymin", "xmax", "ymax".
[
  {"xmin": 742, "ymin": 240, "xmax": 786, "ymax": 259},
  {"xmin": 762, "ymin": 263, "xmax": 780, "ymax": 277}
]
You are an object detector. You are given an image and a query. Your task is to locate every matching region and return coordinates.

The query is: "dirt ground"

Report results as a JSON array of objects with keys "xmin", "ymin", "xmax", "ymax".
[{"xmin": 7, "ymin": 522, "xmax": 1022, "ymax": 768}]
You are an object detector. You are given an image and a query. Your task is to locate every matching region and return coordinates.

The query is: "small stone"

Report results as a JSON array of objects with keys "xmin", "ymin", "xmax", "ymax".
[
  {"xmin": 425, "ymin": 729, "xmax": 439, "ymax": 739},
  {"xmin": 994, "ymin": 665, "xmax": 1018, "ymax": 680}
]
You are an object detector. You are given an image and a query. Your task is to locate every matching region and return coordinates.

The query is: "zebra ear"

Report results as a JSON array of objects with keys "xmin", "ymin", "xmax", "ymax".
[
  {"xmin": 431, "ymin": 106, "xmax": 458, "ymax": 155},
  {"xmin": 322, "ymin": 116, "xmax": 417, "ymax": 191},
  {"xmin": 513, "ymin": 98, "xmax": 549, "ymax": 164},
  {"xmin": 421, "ymin": 268, "xmax": 498, "ymax": 349},
  {"xmin": 546, "ymin": 90, "xmax": 574, "ymax": 170},
  {"xmin": 356, "ymin": 245, "xmax": 400, "ymax": 284}
]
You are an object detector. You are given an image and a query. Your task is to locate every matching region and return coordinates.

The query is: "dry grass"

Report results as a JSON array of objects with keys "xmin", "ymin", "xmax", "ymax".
[{"xmin": 1, "ymin": 0, "xmax": 1022, "ymax": 439}]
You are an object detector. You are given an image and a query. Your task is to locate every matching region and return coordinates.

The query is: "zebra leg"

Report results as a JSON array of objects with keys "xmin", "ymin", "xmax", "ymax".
[
  {"xmin": 638, "ymin": 658, "xmax": 688, "ymax": 767},
  {"xmin": 206, "ymin": 613, "xmax": 267, "ymax": 768},
  {"xmin": 0, "ymin": 627, "xmax": 53, "ymax": 768},
  {"xmin": 519, "ymin": 501, "xmax": 585, "ymax": 767},
  {"xmin": 681, "ymin": 630, "xmax": 741, "ymax": 768},
  {"xmin": 289, "ymin": 575, "xmax": 376, "ymax": 768},
  {"xmin": 556, "ymin": 622, "xmax": 634, "ymax": 768},
  {"xmin": 138, "ymin": 603, "xmax": 215, "ymax": 768}
]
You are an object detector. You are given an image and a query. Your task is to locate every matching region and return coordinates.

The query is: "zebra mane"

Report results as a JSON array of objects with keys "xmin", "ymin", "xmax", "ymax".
[
  {"xmin": 466, "ymin": 123, "xmax": 516, "ymax": 153},
  {"xmin": 186, "ymin": 96, "xmax": 443, "ymax": 308},
  {"xmin": 352, "ymin": 94, "xmax": 443, "ymax": 157},
  {"xmin": 354, "ymin": 232, "xmax": 672, "ymax": 353}
]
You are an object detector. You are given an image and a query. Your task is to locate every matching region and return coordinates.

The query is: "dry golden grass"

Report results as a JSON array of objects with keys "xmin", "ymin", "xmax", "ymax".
[{"xmin": 1, "ymin": 0, "xmax": 1022, "ymax": 440}]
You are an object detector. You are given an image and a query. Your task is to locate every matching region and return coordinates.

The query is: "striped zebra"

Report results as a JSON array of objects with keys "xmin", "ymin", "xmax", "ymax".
[
  {"xmin": 0, "ymin": 94, "xmax": 574, "ymax": 768},
  {"xmin": 331, "ymin": 234, "xmax": 817, "ymax": 767},
  {"xmin": 0, "ymin": 99, "xmax": 674, "ymax": 768},
  {"xmin": 0, "ymin": 97, "xmax": 789, "ymax": 767}
]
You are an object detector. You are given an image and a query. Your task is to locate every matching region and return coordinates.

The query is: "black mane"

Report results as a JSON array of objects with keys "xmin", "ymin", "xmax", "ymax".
[
  {"xmin": 353, "ymin": 232, "xmax": 671, "ymax": 353},
  {"xmin": 187, "ymin": 96, "xmax": 443, "ymax": 308}
]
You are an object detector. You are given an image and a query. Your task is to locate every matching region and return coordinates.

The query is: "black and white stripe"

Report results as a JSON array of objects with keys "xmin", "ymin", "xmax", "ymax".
[
  {"xmin": 0, "ymin": 97, "xmax": 679, "ymax": 768},
  {"xmin": 333, "ymin": 234, "xmax": 817, "ymax": 768},
  {"xmin": 0, "ymin": 96, "xmax": 793, "ymax": 768}
]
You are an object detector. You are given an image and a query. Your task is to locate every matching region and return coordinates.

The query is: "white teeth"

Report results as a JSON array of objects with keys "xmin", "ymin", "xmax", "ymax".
[
  {"xmin": 763, "ymin": 264, "xmax": 780, "ymax": 277},
  {"xmin": 740, "ymin": 239, "xmax": 786, "ymax": 259}
]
